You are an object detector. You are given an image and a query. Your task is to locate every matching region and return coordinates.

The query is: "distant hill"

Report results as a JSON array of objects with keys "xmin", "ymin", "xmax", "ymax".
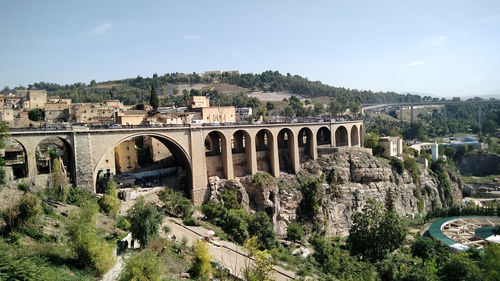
[{"xmin": 9, "ymin": 71, "xmax": 425, "ymax": 106}]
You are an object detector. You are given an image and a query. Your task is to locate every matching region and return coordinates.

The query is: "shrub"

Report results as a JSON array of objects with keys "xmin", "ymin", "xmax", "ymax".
[
  {"xmin": 119, "ymin": 249, "xmax": 162, "ymax": 281},
  {"xmin": 17, "ymin": 183, "xmax": 30, "ymax": 192},
  {"xmin": 248, "ymin": 212, "xmax": 277, "ymax": 250},
  {"xmin": 201, "ymin": 201, "xmax": 227, "ymax": 226},
  {"xmin": 47, "ymin": 158, "xmax": 70, "ymax": 203},
  {"xmin": 223, "ymin": 209, "xmax": 249, "ymax": 244},
  {"xmin": 127, "ymin": 198, "xmax": 163, "ymax": 247},
  {"xmin": 390, "ymin": 157, "xmax": 405, "ymax": 175},
  {"xmin": 218, "ymin": 186, "xmax": 241, "ymax": 210},
  {"xmin": 68, "ymin": 187, "xmax": 98, "ymax": 207},
  {"xmin": 98, "ymin": 180, "xmax": 120, "ymax": 217},
  {"xmin": 67, "ymin": 203, "xmax": 115, "ymax": 275},
  {"xmin": 158, "ymin": 188, "xmax": 193, "ymax": 219},
  {"xmin": 17, "ymin": 192, "xmax": 42, "ymax": 223},
  {"xmin": 286, "ymin": 222, "xmax": 305, "ymax": 243},
  {"xmin": 116, "ymin": 216, "xmax": 131, "ymax": 231},
  {"xmin": 252, "ymin": 172, "xmax": 276, "ymax": 189},
  {"xmin": 191, "ymin": 241, "xmax": 213, "ymax": 280},
  {"xmin": 404, "ymin": 156, "xmax": 419, "ymax": 183},
  {"xmin": 183, "ymin": 216, "xmax": 200, "ymax": 226},
  {"xmin": 298, "ymin": 177, "xmax": 323, "ymax": 224}
]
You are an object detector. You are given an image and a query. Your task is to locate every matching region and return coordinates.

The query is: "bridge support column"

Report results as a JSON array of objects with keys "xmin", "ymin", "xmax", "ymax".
[
  {"xmin": 247, "ymin": 135, "xmax": 258, "ymax": 175},
  {"xmin": 26, "ymin": 147, "xmax": 37, "ymax": 178},
  {"xmin": 190, "ymin": 127, "xmax": 209, "ymax": 205},
  {"xmin": 73, "ymin": 132, "xmax": 95, "ymax": 191},
  {"xmin": 310, "ymin": 131, "xmax": 318, "ymax": 160},
  {"xmin": 291, "ymin": 134, "xmax": 300, "ymax": 173},
  {"xmin": 410, "ymin": 106, "xmax": 414, "ymax": 122},
  {"xmin": 222, "ymin": 133, "xmax": 234, "ymax": 180},
  {"xmin": 270, "ymin": 134, "xmax": 280, "ymax": 177}
]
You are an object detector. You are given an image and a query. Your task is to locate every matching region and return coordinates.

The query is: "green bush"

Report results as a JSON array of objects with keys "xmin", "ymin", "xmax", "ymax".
[
  {"xmin": 47, "ymin": 158, "xmax": 70, "ymax": 203},
  {"xmin": 286, "ymin": 222, "xmax": 305, "ymax": 243},
  {"xmin": 404, "ymin": 156, "xmax": 419, "ymax": 183},
  {"xmin": 127, "ymin": 198, "xmax": 163, "ymax": 247},
  {"xmin": 248, "ymin": 212, "xmax": 277, "ymax": 250},
  {"xmin": 201, "ymin": 201, "xmax": 228, "ymax": 226},
  {"xmin": 298, "ymin": 177, "xmax": 323, "ymax": 225},
  {"xmin": 5, "ymin": 192, "xmax": 41, "ymax": 232},
  {"xmin": 223, "ymin": 209, "xmax": 249, "ymax": 244},
  {"xmin": 98, "ymin": 181, "xmax": 120, "ymax": 217},
  {"xmin": 158, "ymin": 188, "xmax": 193, "ymax": 219},
  {"xmin": 218, "ymin": 186, "xmax": 241, "ymax": 210},
  {"xmin": 183, "ymin": 216, "xmax": 200, "ymax": 226},
  {"xmin": 252, "ymin": 172, "xmax": 276, "ymax": 189},
  {"xmin": 67, "ymin": 203, "xmax": 115, "ymax": 275},
  {"xmin": 68, "ymin": 187, "xmax": 98, "ymax": 207},
  {"xmin": 119, "ymin": 249, "xmax": 162, "ymax": 281},
  {"xmin": 116, "ymin": 216, "xmax": 131, "ymax": 231},
  {"xmin": 17, "ymin": 183, "xmax": 30, "ymax": 192},
  {"xmin": 191, "ymin": 241, "xmax": 213, "ymax": 280},
  {"xmin": 390, "ymin": 157, "xmax": 405, "ymax": 175}
]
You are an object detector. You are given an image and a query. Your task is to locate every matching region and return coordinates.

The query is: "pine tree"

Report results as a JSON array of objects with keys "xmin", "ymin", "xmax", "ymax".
[{"xmin": 149, "ymin": 85, "xmax": 159, "ymax": 110}]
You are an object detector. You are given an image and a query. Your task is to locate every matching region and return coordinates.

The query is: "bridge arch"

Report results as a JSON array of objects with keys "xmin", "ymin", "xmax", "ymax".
[
  {"xmin": 277, "ymin": 128, "xmax": 295, "ymax": 173},
  {"xmin": 232, "ymin": 130, "xmax": 252, "ymax": 177},
  {"xmin": 255, "ymin": 129, "xmax": 274, "ymax": 175},
  {"xmin": 3, "ymin": 138, "xmax": 28, "ymax": 180},
  {"xmin": 351, "ymin": 125, "xmax": 359, "ymax": 147},
  {"xmin": 205, "ymin": 130, "xmax": 229, "ymax": 179},
  {"xmin": 298, "ymin": 127, "xmax": 313, "ymax": 162},
  {"xmin": 93, "ymin": 132, "xmax": 192, "ymax": 198},
  {"xmin": 316, "ymin": 127, "xmax": 331, "ymax": 146},
  {"xmin": 335, "ymin": 126, "xmax": 349, "ymax": 147},
  {"xmin": 35, "ymin": 136, "xmax": 75, "ymax": 184}
]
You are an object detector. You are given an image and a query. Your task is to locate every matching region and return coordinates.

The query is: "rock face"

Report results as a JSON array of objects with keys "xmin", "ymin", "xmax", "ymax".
[
  {"xmin": 208, "ymin": 150, "xmax": 462, "ymax": 238},
  {"xmin": 458, "ymin": 153, "xmax": 500, "ymax": 176}
]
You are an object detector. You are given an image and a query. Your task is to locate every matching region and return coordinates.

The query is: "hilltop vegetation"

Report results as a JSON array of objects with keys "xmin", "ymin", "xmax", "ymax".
[{"xmin": 9, "ymin": 71, "xmax": 424, "ymax": 107}]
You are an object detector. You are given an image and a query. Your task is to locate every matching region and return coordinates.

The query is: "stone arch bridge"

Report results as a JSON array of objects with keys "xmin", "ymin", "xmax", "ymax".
[{"xmin": 10, "ymin": 120, "xmax": 363, "ymax": 205}]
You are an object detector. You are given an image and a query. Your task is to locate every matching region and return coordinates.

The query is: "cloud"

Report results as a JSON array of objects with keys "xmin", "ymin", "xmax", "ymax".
[
  {"xmin": 408, "ymin": 61, "xmax": 424, "ymax": 66},
  {"xmin": 182, "ymin": 34, "xmax": 202, "ymax": 40},
  {"xmin": 91, "ymin": 21, "xmax": 111, "ymax": 34},
  {"xmin": 427, "ymin": 35, "xmax": 446, "ymax": 46},
  {"xmin": 480, "ymin": 15, "xmax": 500, "ymax": 25}
]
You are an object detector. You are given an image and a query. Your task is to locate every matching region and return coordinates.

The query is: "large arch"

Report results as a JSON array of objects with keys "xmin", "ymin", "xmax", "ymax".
[
  {"xmin": 277, "ymin": 128, "xmax": 295, "ymax": 173},
  {"xmin": 255, "ymin": 129, "xmax": 273, "ymax": 175},
  {"xmin": 3, "ymin": 138, "xmax": 28, "ymax": 180},
  {"xmin": 232, "ymin": 130, "xmax": 251, "ymax": 177},
  {"xmin": 298, "ymin": 127, "xmax": 313, "ymax": 163},
  {"xmin": 93, "ymin": 133, "xmax": 192, "ymax": 198},
  {"xmin": 205, "ymin": 131, "xmax": 228, "ymax": 180},
  {"xmin": 35, "ymin": 136, "xmax": 75, "ymax": 184},
  {"xmin": 351, "ymin": 125, "xmax": 359, "ymax": 147},
  {"xmin": 316, "ymin": 127, "xmax": 331, "ymax": 146},
  {"xmin": 335, "ymin": 126, "xmax": 348, "ymax": 147}
]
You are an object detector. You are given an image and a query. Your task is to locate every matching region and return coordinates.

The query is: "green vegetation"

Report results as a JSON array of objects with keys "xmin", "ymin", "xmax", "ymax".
[
  {"xmin": 149, "ymin": 84, "xmax": 159, "ymax": 110},
  {"xmin": 243, "ymin": 237, "xmax": 275, "ymax": 281},
  {"xmin": 67, "ymin": 203, "xmax": 115, "ymax": 275},
  {"xmin": 297, "ymin": 177, "xmax": 323, "ymax": 230},
  {"xmin": 28, "ymin": 108, "xmax": 44, "ymax": 121},
  {"xmin": 119, "ymin": 248, "xmax": 162, "ymax": 281},
  {"xmin": 98, "ymin": 180, "xmax": 120, "ymax": 217},
  {"xmin": 158, "ymin": 188, "xmax": 193, "ymax": 219},
  {"xmin": 190, "ymin": 241, "xmax": 213, "ymax": 280},
  {"xmin": 431, "ymin": 159, "xmax": 454, "ymax": 206},
  {"xmin": 127, "ymin": 197, "xmax": 163, "ymax": 247},
  {"xmin": 364, "ymin": 132, "xmax": 385, "ymax": 156},
  {"xmin": 390, "ymin": 157, "xmax": 405, "ymax": 175},
  {"xmin": 47, "ymin": 157, "xmax": 70, "ymax": 203},
  {"xmin": 286, "ymin": 222, "xmax": 305, "ymax": 243}
]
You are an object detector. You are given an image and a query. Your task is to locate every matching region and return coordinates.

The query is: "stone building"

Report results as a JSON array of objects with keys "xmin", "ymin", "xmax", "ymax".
[
  {"xmin": 69, "ymin": 103, "xmax": 116, "ymax": 124},
  {"xmin": 114, "ymin": 140, "xmax": 138, "ymax": 173},
  {"xmin": 379, "ymin": 136, "xmax": 403, "ymax": 158},
  {"xmin": 188, "ymin": 96, "xmax": 210, "ymax": 108},
  {"xmin": 199, "ymin": 106, "xmax": 236, "ymax": 123},
  {"xmin": 45, "ymin": 102, "xmax": 70, "ymax": 124},
  {"xmin": 115, "ymin": 110, "xmax": 147, "ymax": 126},
  {"xmin": 28, "ymin": 90, "xmax": 47, "ymax": 109}
]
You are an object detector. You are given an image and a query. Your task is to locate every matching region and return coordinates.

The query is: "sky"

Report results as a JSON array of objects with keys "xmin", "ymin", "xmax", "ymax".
[{"xmin": 1, "ymin": 0, "xmax": 499, "ymax": 97}]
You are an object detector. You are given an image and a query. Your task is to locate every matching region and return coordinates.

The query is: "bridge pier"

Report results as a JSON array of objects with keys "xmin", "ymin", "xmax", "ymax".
[{"xmin": 410, "ymin": 106, "xmax": 414, "ymax": 122}]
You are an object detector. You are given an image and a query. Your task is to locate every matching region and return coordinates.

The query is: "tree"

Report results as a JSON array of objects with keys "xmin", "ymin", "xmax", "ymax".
[
  {"xmin": 328, "ymin": 99, "xmax": 344, "ymax": 116},
  {"xmin": 243, "ymin": 237, "xmax": 275, "ymax": 281},
  {"xmin": 191, "ymin": 241, "xmax": 213, "ymax": 280},
  {"xmin": 286, "ymin": 222, "xmax": 304, "ymax": 243},
  {"xmin": 127, "ymin": 198, "xmax": 163, "ymax": 247},
  {"xmin": 482, "ymin": 244, "xmax": 500, "ymax": 281},
  {"xmin": 223, "ymin": 209, "xmax": 249, "ymax": 244},
  {"xmin": 98, "ymin": 180, "xmax": 120, "ymax": 217},
  {"xmin": 67, "ymin": 203, "xmax": 115, "ymax": 275},
  {"xmin": 266, "ymin": 101, "xmax": 275, "ymax": 111},
  {"xmin": 149, "ymin": 85, "xmax": 159, "ymax": 110},
  {"xmin": 482, "ymin": 119, "xmax": 497, "ymax": 135},
  {"xmin": 48, "ymin": 158, "xmax": 69, "ymax": 203},
  {"xmin": 28, "ymin": 108, "xmax": 44, "ymax": 122},
  {"xmin": 119, "ymin": 249, "xmax": 161, "ymax": 281},
  {"xmin": 347, "ymin": 199, "xmax": 407, "ymax": 262},
  {"xmin": 313, "ymin": 103, "xmax": 325, "ymax": 117},
  {"xmin": 247, "ymin": 212, "xmax": 277, "ymax": 250}
]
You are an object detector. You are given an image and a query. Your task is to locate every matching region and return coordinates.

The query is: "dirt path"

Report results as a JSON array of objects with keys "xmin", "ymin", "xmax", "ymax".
[
  {"xmin": 162, "ymin": 217, "xmax": 296, "ymax": 281},
  {"xmin": 100, "ymin": 253, "xmax": 128, "ymax": 281}
]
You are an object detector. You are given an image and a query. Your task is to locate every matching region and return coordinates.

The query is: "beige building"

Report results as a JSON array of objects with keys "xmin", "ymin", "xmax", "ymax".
[
  {"xmin": 114, "ymin": 140, "xmax": 138, "ymax": 173},
  {"xmin": 188, "ymin": 96, "xmax": 210, "ymax": 109},
  {"xmin": 0, "ymin": 108, "xmax": 14, "ymax": 122},
  {"xmin": 200, "ymin": 106, "xmax": 236, "ymax": 123},
  {"xmin": 144, "ymin": 136, "xmax": 172, "ymax": 162},
  {"xmin": 28, "ymin": 90, "xmax": 47, "ymax": 109},
  {"xmin": 95, "ymin": 149, "xmax": 116, "ymax": 178},
  {"xmin": 379, "ymin": 136, "xmax": 403, "ymax": 158},
  {"xmin": 69, "ymin": 103, "xmax": 116, "ymax": 124},
  {"xmin": 116, "ymin": 110, "xmax": 147, "ymax": 126},
  {"xmin": 150, "ymin": 112, "xmax": 195, "ymax": 125},
  {"xmin": 45, "ymin": 102, "xmax": 70, "ymax": 123}
]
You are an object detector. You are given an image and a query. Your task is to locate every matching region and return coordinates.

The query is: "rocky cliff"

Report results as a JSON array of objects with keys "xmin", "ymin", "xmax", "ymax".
[{"xmin": 208, "ymin": 150, "xmax": 463, "ymax": 237}]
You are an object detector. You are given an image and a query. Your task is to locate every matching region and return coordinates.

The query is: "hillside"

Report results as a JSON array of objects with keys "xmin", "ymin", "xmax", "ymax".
[{"xmin": 8, "ymin": 71, "xmax": 424, "ymax": 106}]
